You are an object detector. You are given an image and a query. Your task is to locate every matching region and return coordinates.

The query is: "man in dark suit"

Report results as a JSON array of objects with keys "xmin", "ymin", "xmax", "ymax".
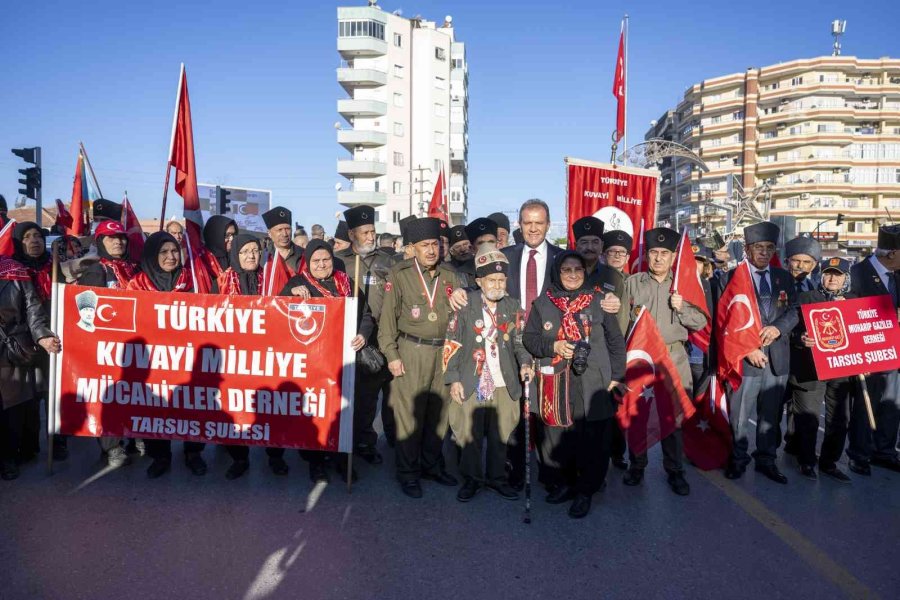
[
  {"xmin": 722, "ymin": 222, "xmax": 798, "ymax": 484},
  {"xmin": 845, "ymin": 225, "xmax": 900, "ymax": 475},
  {"xmin": 501, "ymin": 199, "xmax": 564, "ymax": 488}
]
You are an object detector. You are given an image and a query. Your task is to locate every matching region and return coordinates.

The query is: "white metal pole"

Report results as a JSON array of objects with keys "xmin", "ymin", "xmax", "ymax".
[{"xmin": 623, "ymin": 14, "xmax": 629, "ymax": 167}]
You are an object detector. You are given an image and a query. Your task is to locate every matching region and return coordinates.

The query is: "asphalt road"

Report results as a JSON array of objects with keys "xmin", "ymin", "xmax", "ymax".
[{"xmin": 1, "ymin": 424, "xmax": 897, "ymax": 600}]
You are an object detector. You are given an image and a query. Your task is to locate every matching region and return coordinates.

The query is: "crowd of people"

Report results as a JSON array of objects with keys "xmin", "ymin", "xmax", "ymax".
[{"xmin": 1, "ymin": 194, "xmax": 898, "ymax": 519}]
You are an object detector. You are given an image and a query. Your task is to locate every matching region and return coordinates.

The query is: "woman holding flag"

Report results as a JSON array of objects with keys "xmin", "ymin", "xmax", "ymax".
[{"xmin": 127, "ymin": 231, "xmax": 207, "ymax": 478}]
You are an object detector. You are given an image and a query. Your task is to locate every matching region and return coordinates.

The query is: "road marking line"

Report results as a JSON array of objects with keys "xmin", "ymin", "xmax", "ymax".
[{"xmin": 698, "ymin": 469, "xmax": 878, "ymax": 600}]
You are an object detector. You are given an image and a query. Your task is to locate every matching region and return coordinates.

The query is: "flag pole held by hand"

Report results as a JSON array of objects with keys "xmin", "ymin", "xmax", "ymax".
[{"xmin": 857, "ymin": 374, "xmax": 877, "ymax": 430}]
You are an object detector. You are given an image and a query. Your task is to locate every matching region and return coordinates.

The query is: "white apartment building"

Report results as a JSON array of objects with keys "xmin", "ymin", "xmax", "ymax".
[{"xmin": 337, "ymin": 3, "xmax": 469, "ymax": 233}]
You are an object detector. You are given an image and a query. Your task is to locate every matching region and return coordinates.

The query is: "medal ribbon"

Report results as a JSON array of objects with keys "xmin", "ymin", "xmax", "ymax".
[{"xmin": 414, "ymin": 259, "xmax": 441, "ymax": 311}]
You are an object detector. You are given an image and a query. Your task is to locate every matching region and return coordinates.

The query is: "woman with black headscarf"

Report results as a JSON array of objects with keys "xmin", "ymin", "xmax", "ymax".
[
  {"xmin": 201, "ymin": 215, "xmax": 238, "ymax": 279},
  {"xmin": 215, "ymin": 234, "xmax": 286, "ymax": 479},
  {"xmin": 0, "ymin": 254, "xmax": 60, "ymax": 479},
  {"xmin": 127, "ymin": 232, "xmax": 206, "ymax": 478},
  {"xmin": 275, "ymin": 239, "xmax": 374, "ymax": 483},
  {"xmin": 789, "ymin": 258, "xmax": 857, "ymax": 482},
  {"xmin": 522, "ymin": 251, "xmax": 626, "ymax": 519}
]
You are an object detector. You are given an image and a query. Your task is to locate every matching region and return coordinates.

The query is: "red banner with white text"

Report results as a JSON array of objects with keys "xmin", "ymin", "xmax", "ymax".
[
  {"xmin": 801, "ymin": 295, "xmax": 900, "ymax": 380},
  {"xmin": 49, "ymin": 284, "xmax": 357, "ymax": 452},
  {"xmin": 566, "ymin": 158, "xmax": 658, "ymax": 272}
]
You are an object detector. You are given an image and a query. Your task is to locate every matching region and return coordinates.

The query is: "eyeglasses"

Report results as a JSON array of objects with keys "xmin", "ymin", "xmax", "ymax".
[
  {"xmin": 224, "ymin": 233, "xmax": 236, "ymax": 240},
  {"xmin": 606, "ymin": 250, "xmax": 629, "ymax": 257},
  {"xmin": 560, "ymin": 267, "xmax": 585, "ymax": 275},
  {"xmin": 239, "ymin": 249, "xmax": 261, "ymax": 257}
]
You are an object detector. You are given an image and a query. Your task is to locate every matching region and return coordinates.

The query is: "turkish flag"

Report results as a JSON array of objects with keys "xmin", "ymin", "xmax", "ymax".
[
  {"xmin": 612, "ymin": 21, "xmax": 626, "ymax": 142},
  {"xmin": 683, "ymin": 374, "xmax": 733, "ymax": 470},
  {"xmin": 94, "ymin": 295, "xmax": 138, "ymax": 332},
  {"xmin": 770, "ymin": 252, "xmax": 783, "ymax": 269},
  {"xmin": 628, "ymin": 220, "xmax": 648, "ymax": 274},
  {"xmin": 427, "ymin": 169, "xmax": 448, "ymax": 220},
  {"xmin": 168, "ymin": 65, "xmax": 212, "ymax": 293},
  {"xmin": 0, "ymin": 218, "xmax": 16, "ymax": 257},
  {"xmin": 715, "ymin": 261, "xmax": 762, "ymax": 392},
  {"xmin": 68, "ymin": 152, "xmax": 87, "ymax": 236},
  {"xmin": 671, "ymin": 229, "xmax": 711, "ymax": 351},
  {"xmin": 121, "ymin": 194, "xmax": 145, "ymax": 263},
  {"xmin": 616, "ymin": 308, "xmax": 695, "ymax": 455},
  {"xmin": 55, "ymin": 199, "xmax": 74, "ymax": 232},
  {"xmin": 566, "ymin": 160, "xmax": 657, "ymax": 274},
  {"xmin": 262, "ymin": 250, "xmax": 293, "ymax": 296}
]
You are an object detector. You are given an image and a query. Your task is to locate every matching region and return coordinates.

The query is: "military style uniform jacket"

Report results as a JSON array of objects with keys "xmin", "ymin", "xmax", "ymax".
[
  {"xmin": 618, "ymin": 271, "xmax": 707, "ymax": 343},
  {"xmin": 378, "ymin": 259, "xmax": 460, "ymax": 363},
  {"xmin": 334, "ymin": 246, "xmax": 393, "ymax": 321},
  {"xmin": 587, "ymin": 262, "xmax": 624, "ymax": 299},
  {"xmin": 443, "ymin": 290, "xmax": 531, "ymax": 401}
]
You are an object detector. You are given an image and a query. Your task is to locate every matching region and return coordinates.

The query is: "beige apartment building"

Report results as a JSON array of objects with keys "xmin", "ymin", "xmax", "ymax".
[{"xmin": 646, "ymin": 56, "xmax": 900, "ymax": 254}]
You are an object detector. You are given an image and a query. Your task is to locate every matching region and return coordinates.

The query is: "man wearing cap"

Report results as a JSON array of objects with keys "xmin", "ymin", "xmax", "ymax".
[
  {"xmin": 91, "ymin": 198, "xmax": 123, "ymax": 225},
  {"xmin": 790, "ymin": 257, "xmax": 857, "ymax": 481},
  {"xmin": 845, "ymin": 225, "xmax": 900, "ymax": 475},
  {"xmin": 449, "ymin": 217, "xmax": 501, "ymax": 290},
  {"xmin": 488, "ymin": 212, "xmax": 511, "ymax": 248},
  {"xmin": 572, "ymin": 216, "xmax": 624, "ymax": 298},
  {"xmin": 722, "ymin": 221, "xmax": 798, "ymax": 484},
  {"xmin": 332, "ymin": 222, "xmax": 351, "ymax": 253},
  {"xmin": 445, "ymin": 246, "xmax": 533, "ymax": 502},
  {"xmin": 335, "ymin": 205, "xmax": 397, "ymax": 463},
  {"xmin": 446, "ymin": 225, "xmax": 475, "ymax": 288},
  {"xmin": 75, "ymin": 290, "xmax": 98, "ymax": 332},
  {"xmin": 618, "ymin": 227, "xmax": 707, "ymax": 495},
  {"xmin": 379, "ymin": 217, "xmax": 461, "ymax": 498},
  {"xmin": 602, "ymin": 230, "xmax": 633, "ymax": 275},
  {"xmin": 262, "ymin": 207, "xmax": 304, "ymax": 274}
]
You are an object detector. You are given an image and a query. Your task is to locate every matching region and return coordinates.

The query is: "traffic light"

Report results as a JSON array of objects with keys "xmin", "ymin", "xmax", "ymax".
[
  {"xmin": 216, "ymin": 186, "xmax": 232, "ymax": 214},
  {"xmin": 11, "ymin": 147, "xmax": 42, "ymax": 201},
  {"xmin": 836, "ymin": 213, "xmax": 845, "ymax": 227}
]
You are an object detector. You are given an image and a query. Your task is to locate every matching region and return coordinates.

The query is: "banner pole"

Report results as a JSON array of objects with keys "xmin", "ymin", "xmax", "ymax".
[
  {"xmin": 347, "ymin": 254, "xmax": 362, "ymax": 493},
  {"xmin": 857, "ymin": 374, "xmax": 877, "ymax": 430},
  {"xmin": 159, "ymin": 165, "xmax": 172, "ymax": 231},
  {"xmin": 523, "ymin": 364, "xmax": 533, "ymax": 524},
  {"xmin": 47, "ymin": 253, "xmax": 60, "ymax": 475}
]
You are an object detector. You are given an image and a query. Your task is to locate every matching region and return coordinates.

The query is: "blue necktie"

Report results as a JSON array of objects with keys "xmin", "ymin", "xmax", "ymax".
[
  {"xmin": 889, "ymin": 275, "xmax": 898, "ymax": 308},
  {"xmin": 757, "ymin": 270, "xmax": 772, "ymax": 317}
]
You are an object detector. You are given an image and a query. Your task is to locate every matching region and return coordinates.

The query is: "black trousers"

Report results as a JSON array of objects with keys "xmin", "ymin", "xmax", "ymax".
[
  {"xmin": 537, "ymin": 416, "xmax": 612, "ymax": 496},
  {"xmin": 380, "ymin": 375, "xmax": 396, "ymax": 444},
  {"xmin": 145, "ymin": 439, "xmax": 206, "ymax": 460},
  {"xmin": 629, "ymin": 429, "xmax": 685, "ymax": 473},
  {"xmin": 1, "ymin": 399, "xmax": 40, "ymax": 461},
  {"xmin": 354, "ymin": 369, "xmax": 387, "ymax": 449},
  {"xmin": 788, "ymin": 375, "xmax": 824, "ymax": 467},
  {"xmin": 610, "ymin": 423, "xmax": 626, "ymax": 461},
  {"xmin": 267, "ymin": 447, "xmax": 338, "ymax": 467}
]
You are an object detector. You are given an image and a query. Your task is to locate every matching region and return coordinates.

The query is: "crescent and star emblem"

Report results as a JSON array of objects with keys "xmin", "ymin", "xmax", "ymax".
[
  {"xmin": 726, "ymin": 294, "xmax": 755, "ymax": 332},
  {"xmin": 96, "ymin": 304, "xmax": 116, "ymax": 322}
]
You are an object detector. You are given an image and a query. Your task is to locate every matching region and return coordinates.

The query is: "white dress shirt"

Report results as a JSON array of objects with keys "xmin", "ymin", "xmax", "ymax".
[{"xmin": 518, "ymin": 239, "xmax": 548, "ymax": 312}]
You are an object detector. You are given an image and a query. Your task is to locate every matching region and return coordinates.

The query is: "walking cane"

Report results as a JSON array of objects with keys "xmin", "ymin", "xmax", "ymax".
[
  {"xmin": 523, "ymin": 365, "xmax": 533, "ymax": 524},
  {"xmin": 856, "ymin": 374, "xmax": 877, "ymax": 431}
]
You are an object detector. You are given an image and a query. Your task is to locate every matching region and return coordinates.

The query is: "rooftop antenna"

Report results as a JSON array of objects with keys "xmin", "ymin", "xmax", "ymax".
[{"xmin": 831, "ymin": 19, "xmax": 847, "ymax": 56}]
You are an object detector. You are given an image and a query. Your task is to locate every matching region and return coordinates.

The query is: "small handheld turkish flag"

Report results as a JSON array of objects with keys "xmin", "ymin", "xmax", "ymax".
[
  {"xmin": 671, "ymin": 229, "xmax": 711, "ymax": 351},
  {"xmin": 715, "ymin": 260, "xmax": 763, "ymax": 392},
  {"xmin": 262, "ymin": 250, "xmax": 293, "ymax": 296},
  {"xmin": 683, "ymin": 374, "xmax": 732, "ymax": 470}
]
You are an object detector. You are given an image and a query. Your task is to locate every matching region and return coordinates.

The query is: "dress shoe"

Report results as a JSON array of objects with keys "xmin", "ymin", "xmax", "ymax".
[
  {"xmin": 611, "ymin": 457, "xmax": 629, "ymax": 470},
  {"xmin": 269, "ymin": 456, "xmax": 289, "ymax": 476},
  {"xmin": 357, "ymin": 445, "xmax": 383, "ymax": 465},
  {"xmin": 871, "ymin": 456, "xmax": 900, "ymax": 474},
  {"xmin": 783, "ymin": 442, "xmax": 799, "ymax": 457},
  {"xmin": 225, "ymin": 459, "xmax": 250, "ymax": 480},
  {"xmin": 546, "ymin": 485, "xmax": 575, "ymax": 504},
  {"xmin": 185, "ymin": 452, "xmax": 207, "ymax": 476},
  {"xmin": 755, "ymin": 463, "xmax": 788, "ymax": 484},
  {"xmin": 623, "ymin": 468, "xmax": 644, "ymax": 486},
  {"xmin": 457, "ymin": 479, "xmax": 481, "ymax": 502},
  {"xmin": 848, "ymin": 459, "xmax": 871, "ymax": 476},
  {"xmin": 667, "ymin": 472, "xmax": 691, "ymax": 496},
  {"xmin": 568, "ymin": 493, "xmax": 592, "ymax": 519},
  {"xmin": 422, "ymin": 470, "xmax": 458, "ymax": 486},
  {"xmin": 147, "ymin": 458, "xmax": 171, "ymax": 479},
  {"xmin": 799, "ymin": 464, "xmax": 817, "ymax": 480},
  {"xmin": 401, "ymin": 480, "xmax": 423, "ymax": 499},
  {"xmin": 507, "ymin": 477, "xmax": 524, "ymax": 492},
  {"xmin": 819, "ymin": 465, "xmax": 851, "ymax": 483},
  {"xmin": 724, "ymin": 464, "xmax": 745, "ymax": 480},
  {"xmin": 486, "ymin": 482, "xmax": 520, "ymax": 500},
  {"xmin": 1, "ymin": 459, "xmax": 19, "ymax": 481},
  {"xmin": 309, "ymin": 463, "xmax": 329, "ymax": 483}
]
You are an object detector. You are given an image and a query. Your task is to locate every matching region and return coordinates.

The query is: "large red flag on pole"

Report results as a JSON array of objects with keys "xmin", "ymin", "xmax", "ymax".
[
  {"xmin": 671, "ymin": 228, "xmax": 711, "ymax": 351},
  {"xmin": 715, "ymin": 261, "xmax": 763, "ymax": 392},
  {"xmin": 121, "ymin": 193, "xmax": 145, "ymax": 263},
  {"xmin": 616, "ymin": 307, "xmax": 695, "ymax": 455},
  {"xmin": 67, "ymin": 151, "xmax": 88, "ymax": 236},
  {"xmin": 0, "ymin": 218, "xmax": 16, "ymax": 257},
  {"xmin": 166, "ymin": 64, "xmax": 211, "ymax": 293},
  {"xmin": 427, "ymin": 168, "xmax": 448, "ymax": 221},
  {"xmin": 55, "ymin": 199, "xmax": 74, "ymax": 233},
  {"xmin": 262, "ymin": 250, "xmax": 292, "ymax": 296},
  {"xmin": 612, "ymin": 19, "xmax": 626, "ymax": 144}
]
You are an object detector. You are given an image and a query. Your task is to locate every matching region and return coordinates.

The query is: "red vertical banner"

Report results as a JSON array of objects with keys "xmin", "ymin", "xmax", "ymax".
[
  {"xmin": 566, "ymin": 159, "xmax": 658, "ymax": 272},
  {"xmin": 612, "ymin": 21, "xmax": 626, "ymax": 143}
]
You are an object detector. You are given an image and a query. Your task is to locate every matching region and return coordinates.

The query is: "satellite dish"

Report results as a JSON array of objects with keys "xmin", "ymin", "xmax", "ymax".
[
  {"xmin": 335, "ymin": 183, "xmax": 343, "ymax": 191},
  {"xmin": 393, "ymin": 9, "xmax": 403, "ymax": 16},
  {"xmin": 333, "ymin": 121, "xmax": 342, "ymax": 130},
  {"xmin": 445, "ymin": 15, "xmax": 453, "ymax": 23},
  {"xmin": 650, "ymin": 119, "xmax": 658, "ymax": 127}
]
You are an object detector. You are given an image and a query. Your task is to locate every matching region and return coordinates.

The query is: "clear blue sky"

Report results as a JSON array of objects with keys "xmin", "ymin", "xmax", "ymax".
[{"xmin": 2, "ymin": 0, "xmax": 898, "ymax": 231}]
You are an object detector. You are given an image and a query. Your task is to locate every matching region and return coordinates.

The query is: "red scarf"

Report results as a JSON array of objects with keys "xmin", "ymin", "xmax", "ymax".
[
  {"xmin": 127, "ymin": 268, "xmax": 194, "ymax": 292},
  {"xmin": 0, "ymin": 257, "xmax": 31, "ymax": 282},
  {"xmin": 26, "ymin": 261, "xmax": 53, "ymax": 301},
  {"xmin": 100, "ymin": 257, "xmax": 139, "ymax": 289},
  {"xmin": 300, "ymin": 266, "xmax": 352, "ymax": 297},
  {"xmin": 217, "ymin": 268, "xmax": 264, "ymax": 296},
  {"xmin": 546, "ymin": 289, "xmax": 594, "ymax": 342}
]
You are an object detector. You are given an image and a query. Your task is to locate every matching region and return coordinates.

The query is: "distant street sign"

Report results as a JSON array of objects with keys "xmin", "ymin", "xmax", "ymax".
[{"xmin": 807, "ymin": 231, "xmax": 839, "ymax": 242}]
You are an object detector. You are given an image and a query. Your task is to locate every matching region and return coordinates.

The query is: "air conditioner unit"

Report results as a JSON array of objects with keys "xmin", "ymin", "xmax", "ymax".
[{"xmin": 800, "ymin": 193, "xmax": 810, "ymax": 200}]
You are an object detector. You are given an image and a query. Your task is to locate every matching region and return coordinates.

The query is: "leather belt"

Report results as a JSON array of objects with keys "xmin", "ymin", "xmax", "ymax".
[{"xmin": 399, "ymin": 332, "xmax": 444, "ymax": 347}]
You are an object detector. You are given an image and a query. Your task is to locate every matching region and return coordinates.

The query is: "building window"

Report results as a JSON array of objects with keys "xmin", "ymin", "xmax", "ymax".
[
  {"xmin": 393, "ymin": 92, "xmax": 404, "ymax": 107},
  {"xmin": 393, "ymin": 122, "xmax": 404, "ymax": 137},
  {"xmin": 451, "ymin": 58, "xmax": 463, "ymax": 69},
  {"xmin": 393, "ymin": 182, "xmax": 402, "ymax": 194},
  {"xmin": 791, "ymin": 77, "xmax": 803, "ymax": 86},
  {"xmin": 393, "ymin": 152, "xmax": 404, "ymax": 166},
  {"xmin": 435, "ymin": 47, "xmax": 446, "ymax": 61},
  {"xmin": 434, "ymin": 76, "xmax": 447, "ymax": 90},
  {"xmin": 434, "ymin": 103, "xmax": 446, "ymax": 117},
  {"xmin": 393, "ymin": 33, "xmax": 402, "ymax": 47},
  {"xmin": 393, "ymin": 64, "xmax": 404, "ymax": 78},
  {"xmin": 733, "ymin": 110, "xmax": 744, "ymax": 120},
  {"xmin": 392, "ymin": 211, "xmax": 401, "ymax": 223},
  {"xmin": 435, "ymin": 131, "xmax": 445, "ymax": 145},
  {"xmin": 451, "ymin": 191, "xmax": 461, "ymax": 203},
  {"xmin": 434, "ymin": 159, "xmax": 441, "ymax": 173},
  {"xmin": 374, "ymin": 180, "xmax": 380, "ymax": 192},
  {"xmin": 786, "ymin": 198, "xmax": 800, "ymax": 209},
  {"xmin": 338, "ymin": 20, "xmax": 385, "ymax": 41}
]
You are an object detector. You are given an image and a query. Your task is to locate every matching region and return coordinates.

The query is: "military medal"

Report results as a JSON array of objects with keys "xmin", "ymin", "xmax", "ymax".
[
  {"xmin": 411, "ymin": 306, "xmax": 421, "ymax": 319},
  {"xmin": 414, "ymin": 259, "xmax": 441, "ymax": 323},
  {"xmin": 476, "ymin": 335, "xmax": 483, "ymax": 343},
  {"xmin": 428, "ymin": 312, "xmax": 438, "ymax": 322},
  {"xmin": 503, "ymin": 333, "xmax": 510, "ymax": 341},
  {"xmin": 543, "ymin": 321, "xmax": 553, "ymax": 331}
]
